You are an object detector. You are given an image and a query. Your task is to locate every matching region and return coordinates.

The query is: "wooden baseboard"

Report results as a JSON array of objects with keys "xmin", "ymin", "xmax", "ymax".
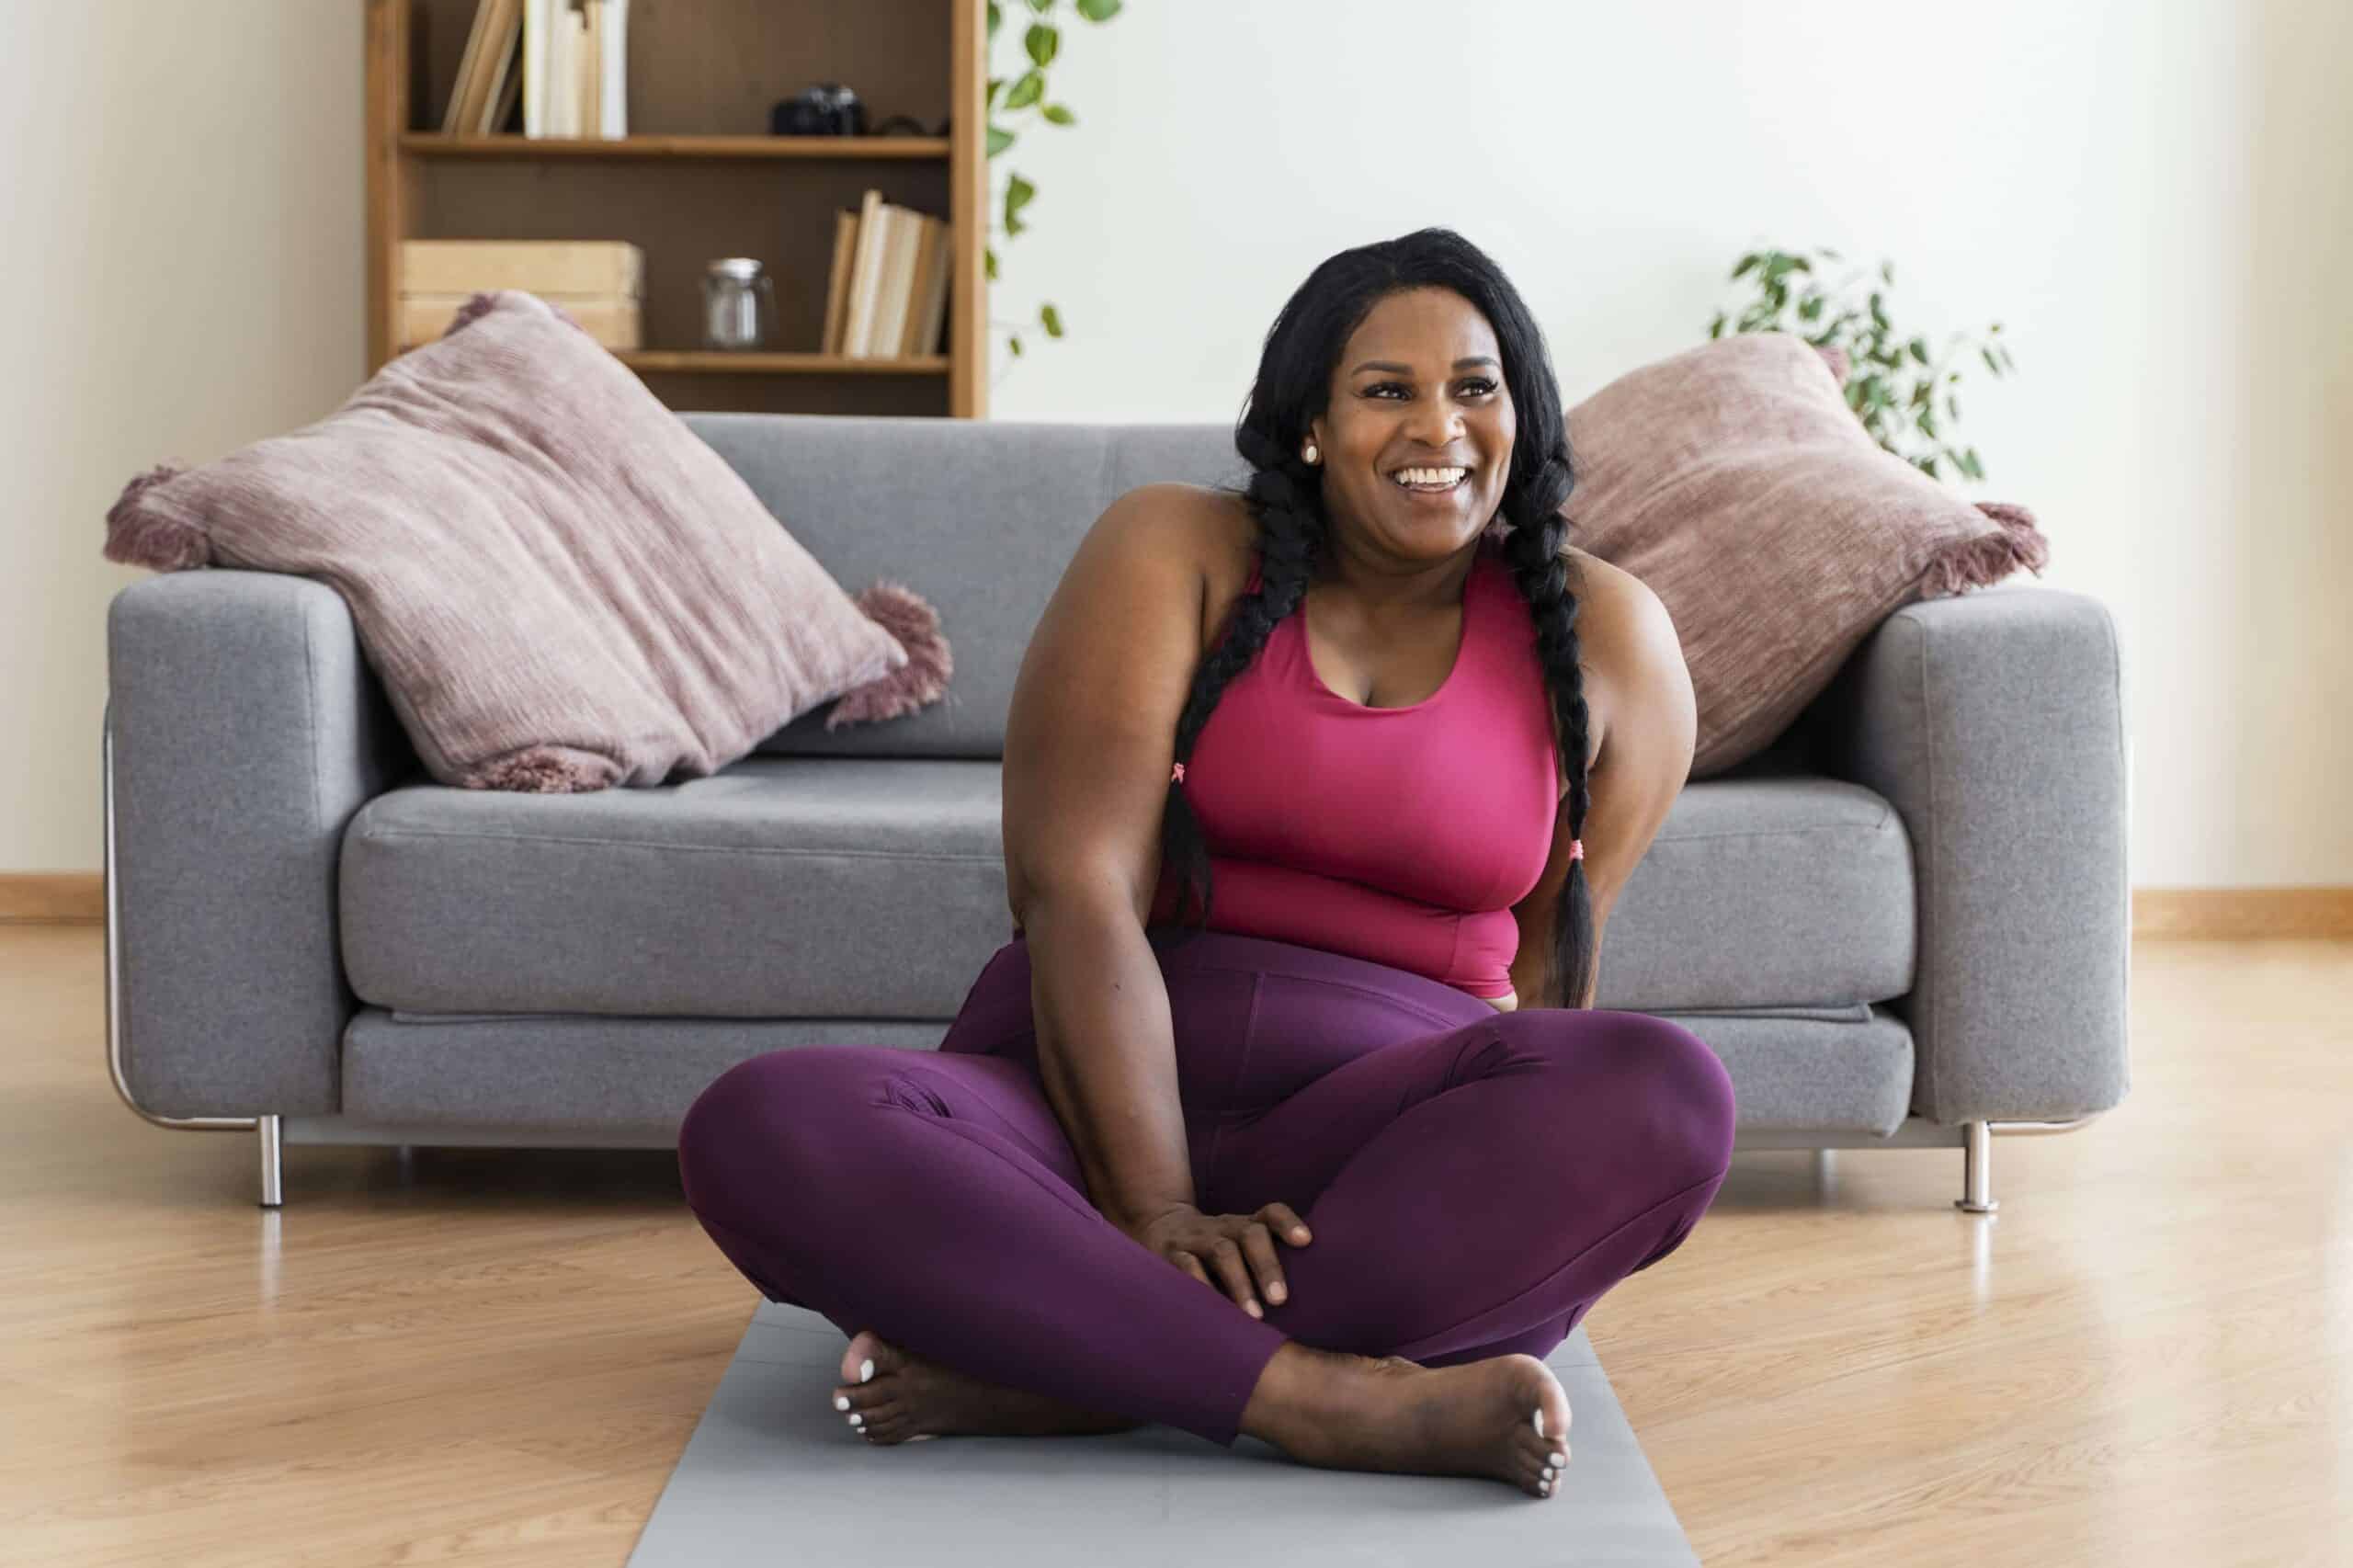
[
  {"xmin": 0, "ymin": 873, "xmax": 104, "ymax": 923},
  {"xmin": 6, "ymin": 873, "xmax": 2348, "ymax": 937},
  {"xmin": 2131, "ymin": 886, "xmax": 2353, "ymax": 938}
]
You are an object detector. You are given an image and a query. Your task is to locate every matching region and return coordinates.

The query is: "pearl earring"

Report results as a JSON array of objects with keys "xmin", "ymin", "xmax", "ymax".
[{"xmin": 1302, "ymin": 442, "xmax": 1319, "ymax": 464}]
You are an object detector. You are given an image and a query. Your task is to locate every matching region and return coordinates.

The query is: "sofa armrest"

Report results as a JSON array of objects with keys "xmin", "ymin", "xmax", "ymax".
[
  {"xmin": 1806, "ymin": 585, "xmax": 2131, "ymax": 1124},
  {"xmin": 106, "ymin": 570, "xmax": 417, "ymax": 1118}
]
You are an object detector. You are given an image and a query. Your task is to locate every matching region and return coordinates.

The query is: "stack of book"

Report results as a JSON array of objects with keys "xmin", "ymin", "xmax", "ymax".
[
  {"xmin": 823, "ymin": 190, "xmax": 953, "ymax": 359},
  {"xmin": 440, "ymin": 0, "xmax": 629, "ymax": 138}
]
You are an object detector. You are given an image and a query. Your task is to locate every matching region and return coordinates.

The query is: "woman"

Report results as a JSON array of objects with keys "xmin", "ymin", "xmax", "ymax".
[{"xmin": 676, "ymin": 228, "xmax": 1735, "ymax": 1501}]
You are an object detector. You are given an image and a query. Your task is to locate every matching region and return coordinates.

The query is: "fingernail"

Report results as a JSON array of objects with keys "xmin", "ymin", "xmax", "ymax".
[
  {"xmin": 1268, "ymin": 1283, "xmax": 1286, "ymax": 1302},
  {"xmin": 1245, "ymin": 1300, "xmax": 1262, "ymax": 1317},
  {"xmin": 1292, "ymin": 1228, "xmax": 1310, "ymax": 1241},
  {"xmin": 835, "ymin": 1395, "xmax": 850, "ymax": 1411},
  {"xmin": 859, "ymin": 1358, "xmax": 875, "ymax": 1382}
]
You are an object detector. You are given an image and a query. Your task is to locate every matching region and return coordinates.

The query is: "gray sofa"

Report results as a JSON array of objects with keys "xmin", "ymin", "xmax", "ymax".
[{"xmin": 101, "ymin": 414, "xmax": 2131, "ymax": 1212}]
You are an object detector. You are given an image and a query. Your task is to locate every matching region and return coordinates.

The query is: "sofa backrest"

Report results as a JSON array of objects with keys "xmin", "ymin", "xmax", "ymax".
[{"xmin": 680, "ymin": 413, "xmax": 1244, "ymax": 760}]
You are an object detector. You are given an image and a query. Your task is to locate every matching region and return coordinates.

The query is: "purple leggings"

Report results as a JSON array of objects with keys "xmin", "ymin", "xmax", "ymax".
[{"xmin": 676, "ymin": 927, "xmax": 1737, "ymax": 1449}]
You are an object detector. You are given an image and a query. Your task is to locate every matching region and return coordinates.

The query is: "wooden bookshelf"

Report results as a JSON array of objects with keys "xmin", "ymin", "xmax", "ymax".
[{"xmin": 364, "ymin": 0, "xmax": 988, "ymax": 418}]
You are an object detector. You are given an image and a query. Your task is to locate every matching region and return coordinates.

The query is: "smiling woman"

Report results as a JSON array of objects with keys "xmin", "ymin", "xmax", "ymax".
[{"xmin": 677, "ymin": 227, "xmax": 1732, "ymax": 1501}]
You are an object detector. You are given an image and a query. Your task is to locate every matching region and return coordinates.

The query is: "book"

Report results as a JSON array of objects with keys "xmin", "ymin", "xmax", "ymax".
[
  {"xmin": 443, "ymin": 0, "xmax": 494, "ymax": 134},
  {"xmin": 552, "ymin": 4, "xmax": 576, "ymax": 136},
  {"xmin": 578, "ymin": 0, "xmax": 597, "ymax": 135},
  {"xmin": 907, "ymin": 214, "xmax": 953, "ymax": 358},
  {"xmin": 820, "ymin": 209, "xmax": 858, "ymax": 356},
  {"xmin": 870, "ymin": 208, "xmax": 924, "ymax": 359},
  {"xmin": 894, "ymin": 216, "xmax": 932, "ymax": 357},
  {"xmin": 523, "ymin": 0, "xmax": 548, "ymax": 136},
  {"xmin": 597, "ymin": 0, "xmax": 629, "ymax": 137},
  {"xmin": 485, "ymin": 7, "xmax": 527, "ymax": 132},
  {"xmin": 470, "ymin": 0, "xmax": 524, "ymax": 134},
  {"xmin": 839, "ymin": 189, "xmax": 890, "ymax": 357}
]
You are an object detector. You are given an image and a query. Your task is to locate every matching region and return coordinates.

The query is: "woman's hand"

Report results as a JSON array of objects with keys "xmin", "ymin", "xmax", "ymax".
[{"xmin": 1115, "ymin": 1200, "xmax": 1313, "ymax": 1319}]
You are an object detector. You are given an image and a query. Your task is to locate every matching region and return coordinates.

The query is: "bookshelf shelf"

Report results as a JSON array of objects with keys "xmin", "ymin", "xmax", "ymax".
[
  {"xmin": 401, "ymin": 132, "xmax": 952, "ymax": 161},
  {"xmin": 618, "ymin": 350, "xmax": 950, "ymax": 375},
  {"xmin": 366, "ymin": 0, "xmax": 988, "ymax": 418}
]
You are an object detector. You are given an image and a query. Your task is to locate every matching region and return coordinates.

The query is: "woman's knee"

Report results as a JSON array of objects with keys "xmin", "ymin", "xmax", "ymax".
[
  {"xmin": 1626, "ymin": 1012, "xmax": 1735, "ymax": 1141},
  {"xmin": 676, "ymin": 1047, "xmax": 899, "ymax": 1221},
  {"xmin": 1506, "ymin": 1009, "xmax": 1738, "ymax": 1177}
]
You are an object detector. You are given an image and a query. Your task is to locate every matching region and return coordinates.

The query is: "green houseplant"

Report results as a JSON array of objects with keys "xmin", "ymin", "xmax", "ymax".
[
  {"xmin": 1709, "ymin": 246, "xmax": 2016, "ymax": 483},
  {"xmin": 984, "ymin": 0, "xmax": 1123, "ymax": 364}
]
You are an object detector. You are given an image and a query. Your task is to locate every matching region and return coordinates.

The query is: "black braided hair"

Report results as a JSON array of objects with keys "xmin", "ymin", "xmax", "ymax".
[{"xmin": 1157, "ymin": 227, "xmax": 1597, "ymax": 1009}]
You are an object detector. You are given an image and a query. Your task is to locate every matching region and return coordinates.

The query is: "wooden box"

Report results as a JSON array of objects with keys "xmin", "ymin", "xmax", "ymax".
[{"xmin": 397, "ymin": 238, "xmax": 643, "ymax": 350}]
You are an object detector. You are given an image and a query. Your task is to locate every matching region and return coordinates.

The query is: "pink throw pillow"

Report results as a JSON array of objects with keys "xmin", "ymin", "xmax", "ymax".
[
  {"xmin": 103, "ymin": 290, "xmax": 940, "ymax": 791},
  {"xmin": 1562, "ymin": 332, "xmax": 2048, "ymax": 778}
]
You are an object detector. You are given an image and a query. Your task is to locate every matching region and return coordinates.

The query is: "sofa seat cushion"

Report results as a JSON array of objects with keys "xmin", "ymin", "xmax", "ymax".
[
  {"xmin": 340, "ymin": 756, "xmax": 1012, "ymax": 1018},
  {"xmin": 1599, "ymin": 775, "xmax": 1915, "ymax": 1012},
  {"xmin": 340, "ymin": 760, "xmax": 1913, "ymax": 1020}
]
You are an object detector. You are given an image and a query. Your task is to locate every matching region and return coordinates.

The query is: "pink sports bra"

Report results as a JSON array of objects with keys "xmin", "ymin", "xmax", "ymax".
[{"xmin": 1143, "ymin": 535, "xmax": 1561, "ymax": 998}]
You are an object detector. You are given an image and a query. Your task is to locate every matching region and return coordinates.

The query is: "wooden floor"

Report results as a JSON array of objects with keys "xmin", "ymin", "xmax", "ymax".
[{"xmin": 2, "ymin": 922, "xmax": 2345, "ymax": 1567}]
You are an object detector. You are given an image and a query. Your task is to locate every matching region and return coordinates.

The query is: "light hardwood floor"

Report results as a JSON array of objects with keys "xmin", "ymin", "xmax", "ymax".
[{"xmin": 3, "ymin": 921, "xmax": 2346, "ymax": 1566}]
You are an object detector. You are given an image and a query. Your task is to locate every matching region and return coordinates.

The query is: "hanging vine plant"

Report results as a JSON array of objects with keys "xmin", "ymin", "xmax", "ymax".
[{"xmin": 984, "ymin": 0, "xmax": 1123, "ymax": 362}]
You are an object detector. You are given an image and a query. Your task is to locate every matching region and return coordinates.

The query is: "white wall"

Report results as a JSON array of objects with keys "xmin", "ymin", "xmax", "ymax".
[
  {"xmin": 0, "ymin": 0, "xmax": 365, "ymax": 871},
  {"xmin": 1, "ymin": 1, "xmax": 2343, "ymax": 888},
  {"xmin": 986, "ymin": 0, "xmax": 2353, "ymax": 889}
]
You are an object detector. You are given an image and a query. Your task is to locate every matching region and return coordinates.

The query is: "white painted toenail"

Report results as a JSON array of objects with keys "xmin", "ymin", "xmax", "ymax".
[
  {"xmin": 835, "ymin": 1395, "xmax": 850, "ymax": 1411},
  {"xmin": 848, "ymin": 1413, "xmax": 863, "ymax": 1427},
  {"xmin": 1532, "ymin": 1408, "xmax": 1544, "ymax": 1437},
  {"xmin": 860, "ymin": 1358, "xmax": 875, "ymax": 1382},
  {"xmin": 1551, "ymin": 1449, "xmax": 1566, "ymax": 1467}
]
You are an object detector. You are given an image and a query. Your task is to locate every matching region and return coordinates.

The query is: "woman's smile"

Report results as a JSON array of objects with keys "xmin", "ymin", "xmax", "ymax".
[{"xmin": 1385, "ymin": 463, "xmax": 1474, "ymax": 503}]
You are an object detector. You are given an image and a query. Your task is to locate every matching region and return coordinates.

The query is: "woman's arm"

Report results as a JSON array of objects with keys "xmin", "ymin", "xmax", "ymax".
[
  {"xmin": 1509, "ymin": 559, "xmax": 1696, "ymax": 1009},
  {"xmin": 1001, "ymin": 485, "xmax": 1213, "ymax": 1229}
]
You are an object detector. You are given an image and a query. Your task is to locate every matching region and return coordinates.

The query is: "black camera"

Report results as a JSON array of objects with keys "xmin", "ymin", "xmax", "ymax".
[{"xmin": 771, "ymin": 84, "xmax": 865, "ymax": 137}]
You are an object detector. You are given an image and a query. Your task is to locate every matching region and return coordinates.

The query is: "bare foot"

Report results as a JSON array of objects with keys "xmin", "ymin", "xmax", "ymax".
[
  {"xmin": 832, "ymin": 1327, "xmax": 1147, "ymax": 1444},
  {"xmin": 1242, "ymin": 1342, "xmax": 1574, "ymax": 1499}
]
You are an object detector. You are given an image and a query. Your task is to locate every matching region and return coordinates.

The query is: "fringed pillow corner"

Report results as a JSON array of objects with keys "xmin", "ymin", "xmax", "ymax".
[
  {"xmin": 1921, "ymin": 501, "xmax": 2051, "ymax": 597},
  {"xmin": 824, "ymin": 579, "xmax": 955, "ymax": 731},
  {"xmin": 103, "ymin": 462, "xmax": 212, "ymax": 572}
]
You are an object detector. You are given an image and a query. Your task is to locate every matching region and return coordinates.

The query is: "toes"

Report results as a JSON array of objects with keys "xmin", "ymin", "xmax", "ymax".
[
  {"xmin": 834, "ymin": 1381, "xmax": 899, "ymax": 1445},
  {"xmin": 1519, "ymin": 1426, "xmax": 1569, "ymax": 1470},
  {"xmin": 839, "ymin": 1327, "xmax": 899, "ymax": 1387},
  {"xmin": 1518, "ymin": 1425, "xmax": 1570, "ymax": 1497}
]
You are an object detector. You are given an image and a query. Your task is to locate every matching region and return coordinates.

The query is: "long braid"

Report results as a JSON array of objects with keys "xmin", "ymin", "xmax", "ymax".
[
  {"xmin": 1496, "ymin": 451, "xmax": 1597, "ymax": 1010},
  {"xmin": 1157, "ymin": 425, "xmax": 1320, "ymax": 949}
]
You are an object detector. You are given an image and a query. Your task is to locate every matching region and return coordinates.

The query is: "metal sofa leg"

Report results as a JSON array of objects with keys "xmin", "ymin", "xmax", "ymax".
[
  {"xmin": 1955, "ymin": 1119, "xmax": 1997, "ymax": 1214},
  {"xmin": 258, "ymin": 1115, "xmax": 284, "ymax": 1209},
  {"xmin": 1953, "ymin": 1112, "xmax": 2110, "ymax": 1216}
]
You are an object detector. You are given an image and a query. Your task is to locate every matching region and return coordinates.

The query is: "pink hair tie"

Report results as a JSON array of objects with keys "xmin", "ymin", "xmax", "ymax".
[
  {"xmin": 1171, "ymin": 762, "xmax": 1186, "ymax": 784},
  {"xmin": 1567, "ymin": 837, "xmax": 1584, "ymax": 861}
]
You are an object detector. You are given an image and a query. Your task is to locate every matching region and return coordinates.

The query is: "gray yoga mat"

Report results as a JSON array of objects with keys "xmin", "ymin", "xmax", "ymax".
[{"xmin": 629, "ymin": 1300, "xmax": 1700, "ymax": 1566}]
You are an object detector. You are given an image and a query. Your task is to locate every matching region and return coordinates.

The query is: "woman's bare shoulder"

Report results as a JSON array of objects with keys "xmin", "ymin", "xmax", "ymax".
[{"xmin": 1106, "ymin": 482, "xmax": 1257, "ymax": 648}]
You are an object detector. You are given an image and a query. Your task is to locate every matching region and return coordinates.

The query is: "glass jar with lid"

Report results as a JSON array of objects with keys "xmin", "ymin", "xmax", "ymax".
[{"xmin": 700, "ymin": 257, "xmax": 777, "ymax": 350}]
